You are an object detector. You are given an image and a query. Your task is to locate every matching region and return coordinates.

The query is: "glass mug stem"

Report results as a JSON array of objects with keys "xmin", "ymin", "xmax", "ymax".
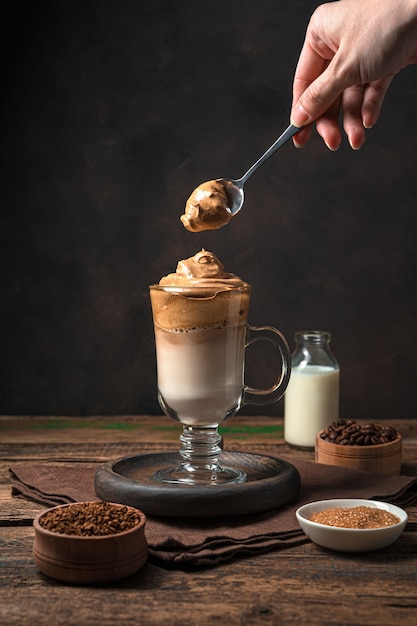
[{"xmin": 154, "ymin": 425, "xmax": 246, "ymax": 485}]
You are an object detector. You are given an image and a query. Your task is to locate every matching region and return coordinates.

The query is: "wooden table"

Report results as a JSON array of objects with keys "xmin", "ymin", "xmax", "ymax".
[{"xmin": 1, "ymin": 415, "xmax": 417, "ymax": 626}]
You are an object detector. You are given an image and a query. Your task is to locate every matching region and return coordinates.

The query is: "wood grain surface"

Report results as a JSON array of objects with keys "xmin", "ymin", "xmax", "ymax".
[{"xmin": 1, "ymin": 415, "xmax": 417, "ymax": 626}]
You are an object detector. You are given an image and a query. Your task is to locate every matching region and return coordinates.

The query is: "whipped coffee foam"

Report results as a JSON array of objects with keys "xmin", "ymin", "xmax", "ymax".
[
  {"xmin": 180, "ymin": 180, "xmax": 235, "ymax": 232},
  {"xmin": 159, "ymin": 249, "xmax": 247, "ymax": 288},
  {"xmin": 153, "ymin": 250, "xmax": 250, "ymax": 331}
]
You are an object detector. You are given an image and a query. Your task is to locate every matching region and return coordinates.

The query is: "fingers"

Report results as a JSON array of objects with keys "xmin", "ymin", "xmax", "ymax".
[
  {"xmin": 361, "ymin": 74, "xmax": 396, "ymax": 129},
  {"xmin": 291, "ymin": 62, "xmax": 348, "ymax": 129},
  {"xmin": 342, "ymin": 76, "xmax": 394, "ymax": 149},
  {"xmin": 291, "ymin": 56, "xmax": 335, "ymax": 128},
  {"xmin": 292, "ymin": 83, "xmax": 376, "ymax": 151},
  {"xmin": 292, "ymin": 124, "xmax": 314, "ymax": 148},
  {"xmin": 291, "ymin": 72, "xmax": 342, "ymax": 150},
  {"xmin": 292, "ymin": 101, "xmax": 343, "ymax": 151},
  {"xmin": 291, "ymin": 42, "xmax": 331, "ymax": 124},
  {"xmin": 342, "ymin": 85, "xmax": 366, "ymax": 150},
  {"xmin": 315, "ymin": 96, "xmax": 343, "ymax": 151},
  {"xmin": 292, "ymin": 73, "xmax": 396, "ymax": 150},
  {"xmin": 291, "ymin": 61, "xmax": 346, "ymax": 150}
]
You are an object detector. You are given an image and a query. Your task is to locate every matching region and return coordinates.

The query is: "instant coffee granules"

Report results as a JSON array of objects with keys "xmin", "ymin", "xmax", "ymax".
[
  {"xmin": 39, "ymin": 501, "xmax": 142, "ymax": 536},
  {"xmin": 310, "ymin": 506, "xmax": 401, "ymax": 529}
]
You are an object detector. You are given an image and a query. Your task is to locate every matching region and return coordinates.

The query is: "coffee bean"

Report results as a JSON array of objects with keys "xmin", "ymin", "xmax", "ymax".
[{"xmin": 319, "ymin": 420, "xmax": 398, "ymax": 446}]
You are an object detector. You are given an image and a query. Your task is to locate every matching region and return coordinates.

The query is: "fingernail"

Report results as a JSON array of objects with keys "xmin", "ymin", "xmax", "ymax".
[
  {"xmin": 291, "ymin": 103, "xmax": 310, "ymax": 127},
  {"xmin": 349, "ymin": 135, "xmax": 365, "ymax": 150},
  {"xmin": 325, "ymin": 141, "xmax": 340, "ymax": 152},
  {"xmin": 363, "ymin": 116, "xmax": 373, "ymax": 129},
  {"xmin": 293, "ymin": 137, "xmax": 305, "ymax": 149}
]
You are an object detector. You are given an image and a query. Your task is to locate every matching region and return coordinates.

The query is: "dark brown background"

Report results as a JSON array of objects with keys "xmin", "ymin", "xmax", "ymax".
[{"xmin": 1, "ymin": 0, "xmax": 416, "ymax": 419}]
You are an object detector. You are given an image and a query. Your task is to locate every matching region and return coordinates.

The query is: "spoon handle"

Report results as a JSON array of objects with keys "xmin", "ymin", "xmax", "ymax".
[{"xmin": 238, "ymin": 124, "xmax": 300, "ymax": 184}]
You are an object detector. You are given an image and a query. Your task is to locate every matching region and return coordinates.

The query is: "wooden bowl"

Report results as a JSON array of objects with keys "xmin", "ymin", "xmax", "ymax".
[
  {"xmin": 315, "ymin": 432, "xmax": 402, "ymax": 475},
  {"xmin": 33, "ymin": 502, "xmax": 147, "ymax": 584}
]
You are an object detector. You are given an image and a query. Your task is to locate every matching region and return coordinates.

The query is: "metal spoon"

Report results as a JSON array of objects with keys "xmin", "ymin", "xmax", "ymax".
[{"xmin": 219, "ymin": 124, "xmax": 300, "ymax": 216}]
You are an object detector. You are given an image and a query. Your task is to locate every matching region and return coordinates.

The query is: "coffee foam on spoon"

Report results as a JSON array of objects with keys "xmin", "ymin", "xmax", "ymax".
[{"xmin": 180, "ymin": 180, "xmax": 235, "ymax": 232}]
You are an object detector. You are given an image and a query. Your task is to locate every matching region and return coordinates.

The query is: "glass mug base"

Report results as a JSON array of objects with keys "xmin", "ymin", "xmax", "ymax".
[
  {"xmin": 152, "ymin": 424, "xmax": 246, "ymax": 485},
  {"xmin": 153, "ymin": 463, "xmax": 246, "ymax": 486}
]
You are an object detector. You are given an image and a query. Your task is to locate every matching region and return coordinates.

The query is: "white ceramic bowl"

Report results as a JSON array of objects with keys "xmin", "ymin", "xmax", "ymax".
[{"xmin": 296, "ymin": 499, "xmax": 407, "ymax": 552}]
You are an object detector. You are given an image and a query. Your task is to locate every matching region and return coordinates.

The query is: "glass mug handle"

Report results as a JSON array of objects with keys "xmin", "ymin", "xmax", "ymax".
[{"xmin": 243, "ymin": 325, "xmax": 291, "ymax": 406}]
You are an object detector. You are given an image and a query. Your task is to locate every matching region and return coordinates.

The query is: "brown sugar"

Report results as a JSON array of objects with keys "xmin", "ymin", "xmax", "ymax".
[
  {"xmin": 39, "ymin": 501, "xmax": 142, "ymax": 536},
  {"xmin": 310, "ymin": 505, "xmax": 400, "ymax": 529}
]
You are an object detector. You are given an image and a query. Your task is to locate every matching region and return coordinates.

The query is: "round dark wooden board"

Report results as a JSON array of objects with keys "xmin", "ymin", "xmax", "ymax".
[{"xmin": 94, "ymin": 451, "xmax": 300, "ymax": 518}]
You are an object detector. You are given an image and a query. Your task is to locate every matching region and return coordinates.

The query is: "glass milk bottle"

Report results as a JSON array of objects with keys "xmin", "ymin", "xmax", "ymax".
[{"xmin": 284, "ymin": 330, "xmax": 339, "ymax": 449}]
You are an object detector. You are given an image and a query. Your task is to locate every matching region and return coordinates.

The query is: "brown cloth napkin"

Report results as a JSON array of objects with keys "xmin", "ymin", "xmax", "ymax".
[{"xmin": 10, "ymin": 458, "xmax": 417, "ymax": 568}]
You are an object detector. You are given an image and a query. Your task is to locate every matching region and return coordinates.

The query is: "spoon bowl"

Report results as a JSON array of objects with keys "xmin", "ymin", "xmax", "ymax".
[{"xmin": 215, "ymin": 178, "xmax": 244, "ymax": 216}]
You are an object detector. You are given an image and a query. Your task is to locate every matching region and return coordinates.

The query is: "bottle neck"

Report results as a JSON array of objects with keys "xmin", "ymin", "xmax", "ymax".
[
  {"xmin": 292, "ymin": 330, "xmax": 338, "ymax": 369},
  {"xmin": 294, "ymin": 330, "xmax": 331, "ymax": 348}
]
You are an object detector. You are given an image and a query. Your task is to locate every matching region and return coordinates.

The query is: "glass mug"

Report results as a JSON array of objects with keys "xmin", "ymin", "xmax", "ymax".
[{"xmin": 149, "ymin": 283, "xmax": 291, "ymax": 485}]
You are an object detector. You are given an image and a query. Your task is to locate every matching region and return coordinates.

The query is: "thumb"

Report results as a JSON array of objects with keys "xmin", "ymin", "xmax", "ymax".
[{"xmin": 291, "ymin": 66, "xmax": 346, "ymax": 127}]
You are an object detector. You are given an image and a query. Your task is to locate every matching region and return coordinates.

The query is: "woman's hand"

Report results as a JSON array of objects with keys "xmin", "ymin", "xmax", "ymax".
[{"xmin": 290, "ymin": 0, "xmax": 417, "ymax": 150}]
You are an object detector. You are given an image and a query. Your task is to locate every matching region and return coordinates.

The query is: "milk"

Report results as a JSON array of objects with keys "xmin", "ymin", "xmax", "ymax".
[
  {"xmin": 155, "ymin": 323, "xmax": 246, "ymax": 425},
  {"xmin": 284, "ymin": 365, "xmax": 339, "ymax": 448}
]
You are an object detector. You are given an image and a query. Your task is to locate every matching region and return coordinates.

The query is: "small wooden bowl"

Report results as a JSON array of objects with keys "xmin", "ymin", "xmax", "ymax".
[
  {"xmin": 33, "ymin": 502, "xmax": 147, "ymax": 584},
  {"xmin": 315, "ymin": 432, "xmax": 402, "ymax": 475}
]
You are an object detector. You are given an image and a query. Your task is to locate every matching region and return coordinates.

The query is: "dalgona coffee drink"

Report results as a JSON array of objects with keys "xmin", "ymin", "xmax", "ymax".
[
  {"xmin": 149, "ymin": 250, "xmax": 291, "ymax": 485},
  {"xmin": 149, "ymin": 250, "xmax": 251, "ymax": 426}
]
